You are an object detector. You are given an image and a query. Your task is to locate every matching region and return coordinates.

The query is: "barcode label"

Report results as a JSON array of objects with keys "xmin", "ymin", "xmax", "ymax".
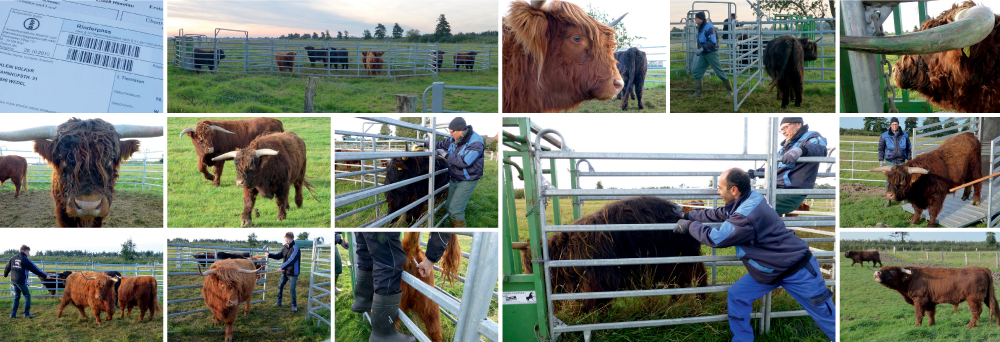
[
  {"xmin": 65, "ymin": 48, "xmax": 134, "ymax": 72},
  {"xmin": 65, "ymin": 34, "xmax": 141, "ymax": 58}
]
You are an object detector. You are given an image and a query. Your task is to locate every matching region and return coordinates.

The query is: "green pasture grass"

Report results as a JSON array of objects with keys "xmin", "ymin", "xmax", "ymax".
[
  {"xmin": 838, "ymin": 180, "xmax": 987, "ymax": 228},
  {"xmin": 167, "ymin": 117, "xmax": 331, "ymax": 228},
  {"xmin": 334, "ymin": 158, "xmax": 498, "ymax": 228},
  {"xmin": 334, "ymin": 234, "xmax": 498, "ymax": 341},
  {"xmin": 569, "ymin": 87, "xmax": 666, "ymax": 113}
]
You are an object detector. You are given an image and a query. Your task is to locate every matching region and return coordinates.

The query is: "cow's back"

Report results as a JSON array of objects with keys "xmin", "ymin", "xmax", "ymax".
[
  {"xmin": 0, "ymin": 155, "xmax": 26, "ymax": 180},
  {"xmin": 910, "ymin": 267, "xmax": 993, "ymax": 303},
  {"xmin": 248, "ymin": 131, "xmax": 307, "ymax": 183},
  {"xmin": 910, "ymin": 132, "xmax": 980, "ymax": 185},
  {"xmin": 205, "ymin": 118, "xmax": 284, "ymax": 156}
]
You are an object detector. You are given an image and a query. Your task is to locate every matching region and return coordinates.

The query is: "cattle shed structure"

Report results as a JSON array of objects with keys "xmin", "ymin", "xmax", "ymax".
[
  {"xmin": 335, "ymin": 117, "xmax": 450, "ymax": 228},
  {"xmin": 502, "ymin": 117, "xmax": 836, "ymax": 341},
  {"xmin": 344, "ymin": 232, "xmax": 499, "ymax": 342},
  {"xmin": 0, "ymin": 260, "xmax": 163, "ymax": 300},
  {"xmin": 670, "ymin": 1, "xmax": 835, "ymax": 111}
]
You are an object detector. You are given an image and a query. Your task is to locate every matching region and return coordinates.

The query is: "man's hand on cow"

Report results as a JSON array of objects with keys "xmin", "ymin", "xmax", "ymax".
[
  {"xmin": 417, "ymin": 259, "xmax": 435, "ymax": 278},
  {"xmin": 673, "ymin": 219, "xmax": 691, "ymax": 234},
  {"xmin": 437, "ymin": 149, "xmax": 448, "ymax": 158},
  {"xmin": 782, "ymin": 147, "xmax": 803, "ymax": 164}
]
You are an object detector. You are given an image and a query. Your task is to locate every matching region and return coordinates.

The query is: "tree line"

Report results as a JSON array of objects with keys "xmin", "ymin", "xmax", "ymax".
[
  {"xmin": 841, "ymin": 117, "xmax": 974, "ymax": 137},
  {"xmin": 278, "ymin": 15, "xmax": 498, "ymax": 44},
  {"xmin": 842, "ymin": 233, "xmax": 999, "ymax": 252}
]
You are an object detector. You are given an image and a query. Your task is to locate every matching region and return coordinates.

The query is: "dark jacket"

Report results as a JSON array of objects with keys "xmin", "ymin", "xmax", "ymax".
[
  {"xmin": 268, "ymin": 241, "xmax": 302, "ymax": 277},
  {"xmin": 4, "ymin": 252, "xmax": 47, "ymax": 285},
  {"xmin": 424, "ymin": 233, "xmax": 453, "ymax": 264},
  {"xmin": 879, "ymin": 128, "xmax": 911, "ymax": 163},
  {"xmin": 687, "ymin": 191, "xmax": 811, "ymax": 285},
  {"xmin": 756, "ymin": 124, "xmax": 827, "ymax": 189},
  {"xmin": 697, "ymin": 22, "xmax": 719, "ymax": 54},
  {"xmin": 436, "ymin": 128, "xmax": 485, "ymax": 182}
]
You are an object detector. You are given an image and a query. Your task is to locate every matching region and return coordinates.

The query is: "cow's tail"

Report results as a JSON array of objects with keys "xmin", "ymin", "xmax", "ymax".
[
  {"xmin": 440, "ymin": 234, "xmax": 462, "ymax": 285},
  {"xmin": 989, "ymin": 273, "xmax": 1000, "ymax": 325},
  {"xmin": 767, "ymin": 45, "xmax": 792, "ymax": 93},
  {"xmin": 151, "ymin": 278, "xmax": 161, "ymax": 317},
  {"xmin": 303, "ymin": 179, "xmax": 320, "ymax": 202},
  {"xmin": 21, "ymin": 165, "xmax": 27, "ymax": 193}
]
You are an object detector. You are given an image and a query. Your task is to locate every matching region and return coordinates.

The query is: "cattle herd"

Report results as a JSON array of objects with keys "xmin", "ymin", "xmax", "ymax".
[
  {"xmin": 188, "ymin": 45, "xmax": 482, "ymax": 75},
  {"xmin": 29, "ymin": 270, "xmax": 161, "ymax": 325}
]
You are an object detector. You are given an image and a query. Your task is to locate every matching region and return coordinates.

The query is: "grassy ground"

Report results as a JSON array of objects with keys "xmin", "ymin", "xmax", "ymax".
[
  {"xmin": 508, "ymin": 197, "xmax": 835, "ymax": 341},
  {"xmin": 334, "ymin": 234, "xmax": 499, "ymax": 341},
  {"xmin": 669, "ymin": 42, "xmax": 836, "ymax": 113},
  {"xmin": 568, "ymin": 74, "xmax": 667, "ymax": 113},
  {"xmin": 166, "ymin": 241, "xmax": 330, "ymax": 341},
  {"xmin": 0, "ymin": 183, "xmax": 162, "ymax": 227},
  {"xmin": 167, "ymin": 117, "xmax": 331, "ymax": 228},
  {"xmin": 840, "ymin": 253, "xmax": 1000, "ymax": 341},
  {"xmin": 334, "ymin": 158, "xmax": 498, "ymax": 228}
]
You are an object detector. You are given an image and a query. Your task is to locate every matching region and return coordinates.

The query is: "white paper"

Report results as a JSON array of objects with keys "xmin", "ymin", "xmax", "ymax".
[{"xmin": 0, "ymin": 0, "xmax": 163, "ymax": 113}]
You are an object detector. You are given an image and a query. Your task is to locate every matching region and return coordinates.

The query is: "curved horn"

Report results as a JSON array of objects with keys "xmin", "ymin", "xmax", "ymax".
[
  {"xmin": 869, "ymin": 166, "xmax": 892, "ymax": 172},
  {"xmin": 813, "ymin": 37, "xmax": 822, "ymax": 43},
  {"xmin": 237, "ymin": 268, "xmax": 259, "ymax": 274},
  {"xmin": 608, "ymin": 12, "xmax": 628, "ymax": 27},
  {"xmin": 197, "ymin": 263, "xmax": 216, "ymax": 276},
  {"xmin": 902, "ymin": 268, "xmax": 913, "ymax": 275},
  {"xmin": 255, "ymin": 149, "xmax": 279, "ymax": 157},
  {"xmin": 209, "ymin": 125, "xmax": 235, "ymax": 134},
  {"xmin": 81, "ymin": 274, "xmax": 95, "ymax": 280},
  {"xmin": 110, "ymin": 277, "xmax": 119, "ymax": 283},
  {"xmin": 0, "ymin": 125, "xmax": 58, "ymax": 141},
  {"xmin": 530, "ymin": 0, "xmax": 545, "ymax": 10},
  {"xmin": 212, "ymin": 151, "xmax": 239, "ymax": 162},
  {"xmin": 841, "ymin": 5, "xmax": 994, "ymax": 54},
  {"xmin": 179, "ymin": 127, "xmax": 196, "ymax": 138},
  {"xmin": 114, "ymin": 125, "xmax": 163, "ymax": 138},
  {"xmin": 907, "ymin": 167, "xmax": 929, "ymax": 175}
]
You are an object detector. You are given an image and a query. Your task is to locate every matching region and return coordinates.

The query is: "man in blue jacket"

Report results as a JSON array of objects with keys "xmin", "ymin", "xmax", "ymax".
[
  {"xmin": 878, "ymin": 117, "xmax": 911, "ymax": 207},
  {"xmin": 689, "ymin": 11, "xmax": 733, "ymax": 99},
  {"xmin": 750, "ymin": 117, "xmax": 828, "ymax": 215},
  {"xmin": 435, "ymin": 117, "xmax": 485, "ymax": 228},
  {"xmin": 674, "ymin": 168, "xmax": 835, "ymax": 341},
  {"xmin": 267, "ymin": 232, "xmax": 302, "ymax": 312},
  {"xmin": 3, "ymin": 245, "xmax": 50, "ymax": 319}
]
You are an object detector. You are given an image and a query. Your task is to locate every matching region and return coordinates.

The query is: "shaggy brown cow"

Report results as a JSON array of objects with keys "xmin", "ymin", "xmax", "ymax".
[
  {"xmin": 198, "ymin": 259, "xmax": 260, "ymax": 342},
  {"xmin": 869, "ymin": 132, "xmax": 981, "ymax": 227},
  {"xmin": 845, "ymin": 250, "xmax": 883, "ymax": 267},
  {"xmin": 503, "ymin": 0, "xmax": 626, "ymax": 112},
  {"xmin": 0, "ymin": 155, "xmax": 27, "ymax": 198},
  {"xmin": 780, "ymin": 202, "xmax": 812, "ymax": 217},
  {"xmin": 0, "ymin": 118, "xmax": 162, "ymax": 227},
  {"xmin": 362, "ymin": 51, "xmax": 386, "ymax": 75},
  {"xmin": 520, "ymin": 196, "xmax": 708, "ymax": 311},
  {"xmin": 179, "ymin": 117, "xmax": 284, "ymax": 187},
  {"xmin": 431, "ymin": 50, "xmax": 447, "ymax": 71},
  {"xmin": 274, "ymin": 51, "xmax": 297, "ymax": 72},
  {"xmin": 117, "ymin": 276, "xmax": 160, "ymax": 323},
  {"xmin": 453, "ymin": 51, "xmax": 478, "ymax": 70},
  {"xmin": 764, "ymin": 35, "xmax": 820, "ymax": 108},
  {"xmin": 399, "ymin": 232, "xmax": 462, "ymax": 342},
  {"xmin": 57, "ymin": 271, "xmax": 118, "ymax": 325},
  {"xmin": 874, "ymin": 266, "xmax": 1000, "ymax": 328},
  {"xmin": 212, "ymin": 131, "xmax": 317, "ymax": 227},
  {"xmin": 893, "ymin": 1, "xmax": 1000, "ymax": 113}
]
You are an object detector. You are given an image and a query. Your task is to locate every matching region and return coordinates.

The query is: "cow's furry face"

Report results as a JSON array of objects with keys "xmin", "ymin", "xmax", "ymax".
[
  {"xmin": 845, "ymin": 251, "xmax": 853, "ymax": 258},
  {"xmin": 893, "ymin": 54, "xmax": 932, "ymax": 91},
  {"xmin": 798, "ymin": 38, "xmax": 819, "ymax": 61},
  {"xmin": 191, "ymin": 123, "xmax": 219, "ymax": 155},
  {"xmin": 884, "ymin": 165, "xmax": 922, "ymax": 201},
  {"xmin": 232, "ymin": 149, "xmax": 261, "ymax": 188},
  {"xmin": 874, "ymin": 266, "xmax": 912, "ymax": 289}
]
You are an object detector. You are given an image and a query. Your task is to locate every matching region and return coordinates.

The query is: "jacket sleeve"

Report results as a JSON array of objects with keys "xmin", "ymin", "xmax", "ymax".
[
  {"xmin": 3, "ymin": 258, "xmax": 10, "ymax": 277},
  {"xmin": 686, "ymin": 206, "xmax": 730, "ymax": 223},
  {"xmin": 267, "ymin": 251, "xmax": 283, "ymax": 260},
  {"xmin": 24, "ymin": 257, "xmax": 47, "ymax": 279},
  {"xmin": 435, "ymin": 138, "xmax": 451, "ymax": 151},
  {"xmin": 279, "ymin": 245, "xmax": 300, "ymax": 269},
  {"xmin": 799, "ymin": 132, "xmax": 828, "ymax": 157},
  {"xmin": 704, "ymin": 27, "xmax": 718, "ymax": 51},
  {"xmin": 688, "ymin": 212, "xmax": 756, "ymax": 248},
  {"xmin": 878, "ymin": 134, "xmax": 886, "ymax": 161},
  {"xmin": 446, "ymin": 141, "xmax": 484, "ymax": 168},
  {"xmin": 424, "ymin": 233, "xmax": 453, "ymax": 263}
]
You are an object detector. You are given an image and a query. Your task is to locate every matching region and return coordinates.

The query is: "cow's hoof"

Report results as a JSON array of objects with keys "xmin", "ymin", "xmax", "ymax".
[
  {"xmin": 277, "ymin": 214, "xmax": 286, "ymax": 221},
  {"xmin": 254, "ymin": 208, "xmax": 260, "ymax": 218},
  {"xmin": 973, "ymin": 201, "xmax": 982, "ymax": 206}
]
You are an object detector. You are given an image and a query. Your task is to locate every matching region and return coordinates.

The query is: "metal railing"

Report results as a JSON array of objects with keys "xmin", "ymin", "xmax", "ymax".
[
  {"xmin": 839, "ymin": 140, "xmax": 885, "ymax": 184},
  {"xmin": 0, "ymin": 147, "xmax": 164, "ymax": 190},
  {"xmin": 0, "ymin": 260, "xmax": 162, "ymax": 300},
  {"xmin": 989, "ymin": 134, "xmax": 1000, "ymax": 228},
  {"xmin": 422, "ymin": 82, "xmax": 498, "ymax": 113},
  {"xmin": 618, "ymin": 45, "xmax": 667, "ymax": 86},
  {"xmin": 307, "ymin": 237, "xmax": 332, "ymax": 328},
  {"xmin": 165, "ymin": 243, "xmax": 274, "ymax": 319}
]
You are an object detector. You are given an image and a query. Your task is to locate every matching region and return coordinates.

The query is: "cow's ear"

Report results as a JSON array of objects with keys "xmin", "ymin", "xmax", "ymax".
[
  {"xmin": 910, "ymin": 173, "xmax": 922, "ymax": 184},
  {"xmin": 33, "ymin": 139, "xmax": 56, "ymax": 164},
  {"xmin": 506, "ymin": 2, "xmax": 549, "ymax": 75},
  {"xmin": 119, "ymin": 140, "xmax": 142, "ymax": 161}
]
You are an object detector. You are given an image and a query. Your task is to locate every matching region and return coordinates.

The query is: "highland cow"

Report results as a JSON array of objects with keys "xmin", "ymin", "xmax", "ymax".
[
  {"xmin": 117, "ymin": 276, "xmax": 160, "ymax": 323},
  {"xmin": 383, "ymin": 154, "xmax": 450, "ymax": 226},
  {"xmin": 874, "ymin": 266, "xmax": 1000, "ymax": 328},
  {"xmin": 398, "ymin": 232, "xmax": 462, "ymax": 342},
  {"xmin": 453, "ymin": 51, "xmax": 477, "ymax": 70},
  {"xmin": 764, "ymin": 35, "xmax": 820, "ymax": 108},
  {"xmin": 0, "ymin": 155, "xmax": 27, "ymax": 198},
  {"xmin": 362, "ymin": 51, "xmax": 386, "ymax": 75},
  {"xmin": 614, "ymin": 47, "xmax": 647, "ymax": 110},
  {"xmin": 179, "ymin": 117, "xmax": 285, "ymax": 187},
  {"xmin": 274, "ymin": 51, "xmax": 297, "ymax": 72},
  {"xmin": 57, "ymin": 271, "xmax": 118, "ymax": 325},
  {"xmin": 192, "ymin": 48, "xmax": 225, "ymax": 73},
  {"xmin": 198, "ymin": 259, "xmax": 261, "ymax": 342},
  {"xmin": 845, "ymin": 250, "xmax": 883, "ymax": 267}
]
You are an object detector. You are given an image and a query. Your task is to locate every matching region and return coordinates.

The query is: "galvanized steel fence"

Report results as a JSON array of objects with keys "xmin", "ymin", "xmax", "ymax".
[
  {"xmin": 0, "ymin": 260, "xmax": 163, "ymax": 300},
  {"xmin": 421, "ymin": 82, "xmax": 498, "ymax": 113},
  {"xmin": 165, "ymin": 243, "xmax": 275, "ymax": 319},
  {"xmin": 306, "ymin": 238, "xmax": 332, "ymax": 328},
  {"xmin": 0, "ymin": 147, "xmax": 164, "ymax": 190}
]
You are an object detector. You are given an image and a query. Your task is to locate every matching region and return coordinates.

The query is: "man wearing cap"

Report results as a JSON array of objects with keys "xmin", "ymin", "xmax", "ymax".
[
  {"xmin": 690, "ymin": 11, "xmax": 734, "ymax": 99},
  {"xmin": 750, "ymin": 117, "xmax": 828, "ymax": 215},
  {"xmin": 3, "ymin": 245, "xmax": 50, "ymax": 319},
  {"xmin": 674, "ymin": 168, "xmax": 836, "ymax": 342},
  {"xmin": 435, "ymin": 117, "xmax": 485, "ymax": 228},
  {"xmin": 878, "ymin": 117, "xmax": 911, "ymax": 207}
]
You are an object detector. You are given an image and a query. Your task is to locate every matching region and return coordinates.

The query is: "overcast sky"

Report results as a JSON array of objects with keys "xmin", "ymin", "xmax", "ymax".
[
  {"xmin": 334, "ymin": 117, "xmax": 500, "ymax": 141},
  {"xmin": 669, "ymin": 0, "xmax": 835, "ymax": 30},
  {"xmin": 168, "ymin": 0, "xmax": 499, "ymax": 38},
  {"xmin": 524, "ymin": 0, "xmax": 666, "ymax": 47},
  {"xmin": 4, "ymin": 230, "xmax": 163, "ymax": 253},
  {"xmin": 170, "ymin": 228, "xmax": 330, "ymax": 244},
  {"xmin": 0, "ymin": 115, "xmax": 165, "ymax": 164},
  {"xmin": 842, "ymin": 232, "xmax": 993, "ymax": 242},
  {"xmin": 882, "ymin": 1, "xmax": 1000, "ymax": 34},
  {"xmin": 840, "ymin": 117, "xmax": 934, "ymax": 130},
  {"xmin": 505, "ymin": 115, "xmax": 838, "ymax": 189}
]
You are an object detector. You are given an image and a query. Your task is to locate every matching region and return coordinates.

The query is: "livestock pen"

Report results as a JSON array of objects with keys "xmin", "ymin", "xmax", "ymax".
[{"xmin": 502, "ymin": 117, "xmax": 837, "ymax": 341}]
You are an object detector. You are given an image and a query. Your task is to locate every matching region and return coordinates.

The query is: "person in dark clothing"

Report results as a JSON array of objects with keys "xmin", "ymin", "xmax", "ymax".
[
  {"xmin": 334, "ymin": 232, "xmax": 349, "ymax": 294},
  {"xmin": 749, "ymin": 117, "xmax": 828, "ymax": 215},
  {"xmin": 878, "ymin": 117, "xmax": 911, "ymax": 207},
  {"xmin": 4, "ymin": 245, "xmax": 49, "ymax": 319},
  {"xmin": 722, "ymin": 13, "xmax": 738, "ymax": 40},
  {"xmin": 351, "ymin": 232, "xmax": 453, "ymax": 342},
  {"xmin": 267, "ymin": 232, "xmax": 302, "ymax": 312},
  {"xmin": 435, "ymin": 117, "xmax": 485, "ymax": 227},
  {"xmin": 690, "ymin": 11, "xmax": 734, "ymax": 99},
  {"xmin": 674, "ymin": 168, "xmax": 835, "ymax": 341}
]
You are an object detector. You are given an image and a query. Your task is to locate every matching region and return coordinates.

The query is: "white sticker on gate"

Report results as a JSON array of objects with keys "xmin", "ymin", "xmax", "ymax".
[{"xmin": 503, "ymin": 291, "xmax": 537, "ymax": 305}]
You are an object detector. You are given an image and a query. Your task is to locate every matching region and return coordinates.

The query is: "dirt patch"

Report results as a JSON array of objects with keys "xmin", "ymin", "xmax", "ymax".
[
  {"xmin": 0, "ymin": 189, "xmax": 162, "ymax": 227},
  {"xmin": 841, "ymin": 182, "xmax": 886, "ymax": 197}
]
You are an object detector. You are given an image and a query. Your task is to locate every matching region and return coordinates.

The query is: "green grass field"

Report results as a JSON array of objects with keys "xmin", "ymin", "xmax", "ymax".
[
  {"xmin": 568, "ymin": 73, "xmax": 667, "ymax": 113},
  {"xmin": 508, "ymin": 197, "xmax": 835, "ymax": 341},
  {"xmin": 167, "ymin": 117, "xmax": 331, "ymax": 228},
  {"xmin": 334, "ymin": 158, "xmax": 499, "ymax": 228},
  {"xmin": 334, "ymin": 234, "xmax": 499, "ymax": 341},
  {"xmin": 840, "ymin": 252, "xmax": 1000, "ymax": 341},
  {"xmin": 669, "ymin": 42, "xmax": 836, "ymax": 113}
]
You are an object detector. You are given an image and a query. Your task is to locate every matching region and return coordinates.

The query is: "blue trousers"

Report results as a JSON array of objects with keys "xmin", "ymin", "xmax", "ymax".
[
  {"xmin": 727, "ymin": 257, "xmax": 836, "ymax": 341},
  {"xmin": 10, "ymin": 282, "xmax": 31, "ymax": 317},
  {"xmin": 277, "ymin": 274, "xmax": 298, "ymax": 305}
]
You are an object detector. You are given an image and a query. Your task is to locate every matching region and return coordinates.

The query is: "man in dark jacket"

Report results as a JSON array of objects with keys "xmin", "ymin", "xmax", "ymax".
[
  {"xmin": 4, "ymin": 245, "xmax": 49, "ymax": 319},
  {"xmin": 689, "ymin": 11, "xmax": 733, "ymax": 99},
  {"xmin": 351, "ymin": 232, "xmax": 453, "ymax": 342},
  {"xmin": 750, "ymin": 117, "xmax": 828, "ymax": 215},
  {"xmin": 878, "ymin": 117, "xmax": 911, "ymax": 207},
  {"xmin": 435, "ymin": 117, "xmax": 485, "ymax": 227},
  {"xmin": 267, "ymin": 232, "xmax": 302, "ymax": 312},
  {"xmin": 674, "ymin": 169, "xmax": 835, "ymax": 341}
]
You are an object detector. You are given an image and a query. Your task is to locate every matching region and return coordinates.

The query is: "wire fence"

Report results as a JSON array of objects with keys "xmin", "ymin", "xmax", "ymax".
[
  {"xmin": 0, "ymin": 147, "xmax": 164, "ymax": 190},
  {"xmin": 0, "ymin": 260, "xmax": 163, "ymax": 300}
]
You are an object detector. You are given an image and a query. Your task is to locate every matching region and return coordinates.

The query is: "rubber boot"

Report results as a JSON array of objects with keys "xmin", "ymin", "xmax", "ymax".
[
  {"xmin": 688, "ymin": 79, "xmax": 703, "ymax": 98},
  {"xmin": 291, "ymin": 302, "xmax": 298, "ymax": 312},
  {"xmin": 274, "ymin": 296, "xmax": 282, "ymax": 307},
  {"xmin": 369, "ymin": 293, "xmax": 416, "ymax": 342},
  {"xmin": 450, "ymin": 218, "xmax": 466, "ymax": 228},
  {"xmin": 24, "ymin": 314, "xmax": 36, "ymax": 319},
  {"xmin": 351, "ymin": 269, "xmax": 374, "ymax": 313},
  {"xmin": 722, "ymin": 78, "xmax": 734, "ymax": 98}
]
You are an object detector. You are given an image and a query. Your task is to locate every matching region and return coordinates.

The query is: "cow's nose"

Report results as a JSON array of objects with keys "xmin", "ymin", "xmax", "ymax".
[
  {"xmin": 613, "ymin": 78, "xmax": 624, "ymax": 92},
  {"xmin": 72, "ymin": 194, "xmax": 107, "ymax": 218},
  {"xmin": 885, "ymin": 193, "xmax": 895, "ymax": 200},
  {"xmin": 207, "ymin": 147, "xmax": 215, "ymax": 154},
  {"xmin": 235, "ymin": 180, "xmax": 244, "ymax": 187}
]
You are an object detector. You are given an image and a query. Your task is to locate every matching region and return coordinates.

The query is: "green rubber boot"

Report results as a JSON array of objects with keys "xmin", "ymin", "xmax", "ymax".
[{"xmin": 689, "ymin": 79, "xmax": 703, "ymax": 98}]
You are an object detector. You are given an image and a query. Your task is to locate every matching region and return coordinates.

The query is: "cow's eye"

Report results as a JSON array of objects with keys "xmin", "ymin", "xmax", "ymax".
[{"xmin": 573, "ymin": 35, "xmax": 581, "ymax": 42}]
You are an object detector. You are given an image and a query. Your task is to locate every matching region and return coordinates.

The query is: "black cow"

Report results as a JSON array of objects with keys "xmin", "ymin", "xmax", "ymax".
[
  {"xmin": 192, "ymin": 49, "xmax": 225, "ymax": 73},
  {"xmin": 763, "ymin": 35, "xmax": 819, "ymax": 108},
  {"xmin": 614, "ymin": 47, "xmax": 647, "ymax": 110}
]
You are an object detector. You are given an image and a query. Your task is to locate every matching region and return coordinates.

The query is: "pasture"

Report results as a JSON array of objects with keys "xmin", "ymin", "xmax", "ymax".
[
  {"xmin": 510, "ymin": 198, "xmax": 834, "ymax": 341},
  {"xmin": 0, "ymin": 183, "xmax": 162, "ymax": 228},
  {"xmin": 334, "ymin": 234, "xmax": 499, "ymax": 341},
  {"xmin": 839, "ymin": 252, "xmax": 1000, "ymax": 341},
  {"xmin": 334, "ymin": 158, "xmax": 499, "ymax": 228},
  {"xmin": 167, "ymin": 117, "xmax": 331, "ymax": 228}
]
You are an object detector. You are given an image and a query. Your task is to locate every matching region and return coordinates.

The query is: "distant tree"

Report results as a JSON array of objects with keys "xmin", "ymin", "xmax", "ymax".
[
  {"xmin": 325, "ymin": 30, "xmax": 331, "ymax": 40},
  {"xmin": 988, "ymin": 232, "xmax": 997, "ymax": 247},
  {"xmin": 248, "ymin": 233, "xmax": 259, "ymax": 248},
  {"xmin": 759, "ymin": 0, "xmax": 835, "ymax": 29},
  {"xmin": 392, "ymin": 23, "xmax": 404, "ymax": 39},
  {"xmin": 586, "ymin": 4, "xmax": 645, "ymax": 48},
  {"xmin": 596, "ymin": 181, "xmax": 604, "ymax": 189},
  {"xmin": 862, "ymin": 117, "xmax": 888, "ymax": 133},
  {"xmin": 904, "ymin": 117, "xmax": 918, "ymax": 133},
  {"xmin": 302, "ymin": 32, "xmax": 311, "ymax": 39},
  {"xmin": 379, "ymin": 124, "xmax": 391, "ymax": 136},
  {"xmin": 375, "ymin": 23, "xmax": 387, "ymax": 39},
  {"xmin": 921, "ymin": 117, "xmax": 941, "ymax": 136},
  {"xmin": 708, "ymin": 179, "xmax": 714, "ymax": 187},
  {"xmin": 406, "ymin": 28, "xmax": 421, "ymax": 41},
  {"xmin": 344, "ymin": 30, "xmax": 350, "ymax": 39},
  {"xmin": 363, "ymin": 29, "xmax": 372, "ymax": 40},
  {"xmin": 337, "ymin": 31, "xmax": 343, "ymax": 39},
  {"xmin": 396, "ymin": 117, "xmax": 424, "ymax": 139},
  {"xmin": 488, "ymin": 136, "xmax": 498, "ymax": 152},
  {"xmin": 279, "ymin": 34, "xmax": 286, "ymax": 39},
  {"xmin": 434, "ymin": 14, "xmax": 452, "ymax": 39},
  {"xmin": 889, "ymin": 231, "xmax": 909, "ymax": 243},
  {"xmin": 960, "ymin": 118, "xmax": 972, "ymax": 132},
  {"xmin": 121, "ymin": 238, "xmax": 136, "ymax": 261},
  {"xmin": 297, "ymin": 232, "xmax": 310, "ymax": 240},
  {"xmin": 312, "ymin": 32, "xmax": 319, "ymax": 39}
]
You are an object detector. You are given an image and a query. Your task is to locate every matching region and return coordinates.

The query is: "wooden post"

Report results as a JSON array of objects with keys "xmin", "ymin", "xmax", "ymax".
[
  {"xmin": 304, "ymin": 77, "xmax": 318, "ymax": 113},
  {"xmin": 893, "ymin": 246, "xmax": 896, "ymax": 254},
  {"xmin": 395, "ymin": 94, "xmax": 417, "ymax": 113}
]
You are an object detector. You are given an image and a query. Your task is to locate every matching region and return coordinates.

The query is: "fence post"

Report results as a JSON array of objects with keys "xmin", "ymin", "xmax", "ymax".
[
  {"xmin": 893, "ymin": 246, "xmax": 895, "ymax": 254},
  {"xmin": 966, "ymin": 253, "xmax": 968, "ymax": 266},
  {"xmin": 395, "ymin": 94, "xmax": 417, "ymax": 113},
  {"xmin": 941, "ymin": 251, "xmax": 944, "ymax": 262},
  {"xmin": 431, "ymin": 82, "xmax": 444, "ymax": 113},
  {"xmin": 304, "ymin": 77, "xmax": 319, "ymax": 113}
]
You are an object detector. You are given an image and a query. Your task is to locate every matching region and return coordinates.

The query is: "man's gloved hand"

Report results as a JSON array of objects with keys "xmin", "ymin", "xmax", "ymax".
[
  {"xmin": 437, "ymin": 149, "xmax": 448, "ymax": 158},
  {"xmin": 696, "ymin": 48, "xmax": 704, "ymax": 56},
  {"xmin": 782, "ymin": 147, "xmax": 803, "ymax": 165},
  {"xmin": 879, "ymin": 160, "xmax": 885, "ymax": 167},
  {"xmin": 747, "ymin": 169, "xmax": 755, "ymax": 178},
  {"xmin": 674, "ymin": 219, "xmax": 691, "ymax": 234}
]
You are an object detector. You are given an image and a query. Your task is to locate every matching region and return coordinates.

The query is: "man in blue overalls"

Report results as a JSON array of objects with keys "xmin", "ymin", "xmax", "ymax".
[
  {"xmin": 3, "ymin": 245, "xmax": 50, "ymax": 319},
  {"xmin": 878, "ymin": 117, "xmax": 910, "ymax": 207},
  {"xmin": 690, "ymin": 11, "xmax": 734, "ymax": 99},
  {"xmin": 750, "ymin": 117, "xmax": 828, "ymax": 215},
  {"xmin": 674, "ymin": 168, "xmax": 835, "ymax": 341},
  {"xmin": 435, "ymin": 117, "xmax": 485, "ymax": 228}
]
